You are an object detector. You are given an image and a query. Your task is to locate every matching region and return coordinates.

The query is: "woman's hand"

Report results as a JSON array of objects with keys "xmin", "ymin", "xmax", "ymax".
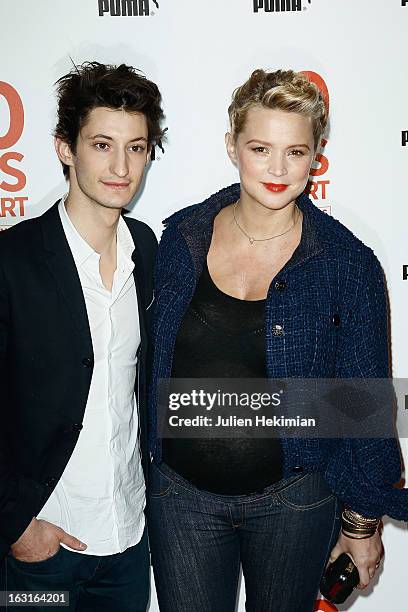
[{"xmin": 328, "ymin": 530, "xmax": 383, "ymax": 589}]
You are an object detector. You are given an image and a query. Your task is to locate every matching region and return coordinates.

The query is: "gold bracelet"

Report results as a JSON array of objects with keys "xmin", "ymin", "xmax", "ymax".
[
  {"xmin": 341, "ymin": 516, "xmax": 377, "ymax": 531},
  {"xmin": 342, "ymin": 510, "xmax": 380, "ymax": 530},
  {"xmin": 343, "ymin": 508, "xmax": 380, "ymax": 524},
  {"xmin": 342, "ymin": 517, "xmax": 376, "ymax": 530},
  {"xmin": 341, "ymin": 514, "xmax": 379, "ymax": 537},
  {"xmin": 342, "ymin": 527, "xmax": 377, "ymax": 537},
  {"xmin": 342, "ymin": 530, "xmax": 374, "ymax": 540}
]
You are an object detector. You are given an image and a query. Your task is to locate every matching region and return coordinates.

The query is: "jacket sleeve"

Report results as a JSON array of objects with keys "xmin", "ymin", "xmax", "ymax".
[
  {"xmin": 0, "ymin": 260, "xmax": 44, "ymax": 558},
  {"xmin": 324, "ymin": 252, "xmax": 408, "ymax": 520}
]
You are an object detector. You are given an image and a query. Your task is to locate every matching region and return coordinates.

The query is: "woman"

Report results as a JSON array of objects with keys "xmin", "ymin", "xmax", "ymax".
[{"xmin": 147, "ymin": 69, "xmax": 408, "ymax": 612}]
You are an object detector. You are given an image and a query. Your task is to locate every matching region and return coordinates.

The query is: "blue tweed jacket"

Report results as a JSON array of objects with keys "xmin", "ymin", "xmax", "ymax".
[{"xmin": 149, "ymin": 183, "xmax": 408, "ymax": 520}]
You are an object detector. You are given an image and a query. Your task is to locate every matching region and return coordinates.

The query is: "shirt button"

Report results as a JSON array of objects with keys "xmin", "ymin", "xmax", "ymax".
[
  {"xmin": 291, "ymin": 466, "xmax": 304, "ymax": 473},
  {"xmin": 275, "ymin": 280, "xmax": 286, "ymax": 292},
  {"xmin": 82, "ymin": 357, "xmax": 93, "ymax": 368},
  {"xmin": 272, "ymin": 324, "xmax": 284, "ymax": 337}
]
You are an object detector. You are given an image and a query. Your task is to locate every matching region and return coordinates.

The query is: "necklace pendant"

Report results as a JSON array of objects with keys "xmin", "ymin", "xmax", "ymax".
[{"xmin": 249, "ymin": 236, "xmax": 255, "ymax": 245}]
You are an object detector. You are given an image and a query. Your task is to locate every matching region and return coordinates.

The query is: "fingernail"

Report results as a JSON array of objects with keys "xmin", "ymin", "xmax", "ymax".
[{"xmin": 79, "ymin": 542, "xmax": 86, "ymax": 549}]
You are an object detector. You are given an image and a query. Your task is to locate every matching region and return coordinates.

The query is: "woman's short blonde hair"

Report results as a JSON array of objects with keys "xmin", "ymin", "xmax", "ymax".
[{"xmin": 228, "ymin": 69, "xmax": 328, "ymax": 151}]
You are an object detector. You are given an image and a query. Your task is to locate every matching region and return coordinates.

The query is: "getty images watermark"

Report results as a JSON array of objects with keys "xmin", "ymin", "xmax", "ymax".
[
  {"xmin": 167, "ymin": 388, "xmax": 315, "ymax": 430},
  {"xmin": 157, "ymin": 378, "xmax": 407, "ymax": 439}
]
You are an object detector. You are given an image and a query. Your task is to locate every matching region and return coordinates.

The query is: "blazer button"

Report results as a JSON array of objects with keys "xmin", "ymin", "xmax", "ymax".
[
  {"xmin": 82, "ymin": 357, "xmax": 93, "ymax": 368},
  {"xmin": 44, "ymin": 476, "xmax": 58, "ymax": 488},
  {"xmin": 72, "ymin": 423, "xmax": 83, "ymax": 433},
  {"xmin": 276, "ymin": 380, "xmax": 287, "ymax": 392},
  {"xmin": 275, "ymin": 280, "xmax": 286, "ymax": 292},
  {"xmin": 332, "ymin": 314, "xmax": 341, "ymax": 327},
  {"xmin": 272, "ymin": 324, "xmax": 284, "ymax": 337},
  {"xmin": 291, "ymin": 466, "xmax": 304, "ymax": 473}
]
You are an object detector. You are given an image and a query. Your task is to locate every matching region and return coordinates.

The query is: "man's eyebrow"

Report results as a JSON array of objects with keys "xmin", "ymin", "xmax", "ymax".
[{"xmin": 87, "ymin": 134, "xmax": 148, "ymax": 142}]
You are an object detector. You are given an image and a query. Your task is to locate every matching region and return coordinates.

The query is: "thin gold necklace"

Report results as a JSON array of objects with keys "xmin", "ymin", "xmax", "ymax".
[{"xmin": 233, "ymin": 200, "xmax": 300, "ymax": 245}]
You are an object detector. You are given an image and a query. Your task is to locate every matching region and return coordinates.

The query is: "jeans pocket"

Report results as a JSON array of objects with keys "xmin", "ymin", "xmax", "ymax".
[
  {"xmin": 9, "ymin": 546, "xmax": 63, "ymax": 571},
  {"xmin": 148, "ymin": 464, "xmax": 174, "ymax": 499},
  {"xmin": 276, "ymin": 472, "xmax": 334, "ymax": 511}
]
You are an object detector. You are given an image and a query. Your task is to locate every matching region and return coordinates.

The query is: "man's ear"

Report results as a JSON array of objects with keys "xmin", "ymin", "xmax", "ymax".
[
  {"xmin": 145, "ymin": 144, "xmax": 152, "ymax": 166},
  {"xmin": 54, "ymin": 137, "xmax": 75, "ymax": 170},
  {"xmin": 225, "ymin": 132, "xmax": 238, "ymax": 165}
]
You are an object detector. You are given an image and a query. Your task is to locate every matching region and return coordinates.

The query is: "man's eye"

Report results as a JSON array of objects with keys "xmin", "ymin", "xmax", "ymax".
[
  {"xmin": 289, "ymin": 149, "xmax": 304, "ymax": 156},
  {"xmin": 130, "ymin": 145, "xmax": 145, "ymax": 152},
  {"xmin": 95, "ymin": 143, "xmax": 109, "ymax": 150}
]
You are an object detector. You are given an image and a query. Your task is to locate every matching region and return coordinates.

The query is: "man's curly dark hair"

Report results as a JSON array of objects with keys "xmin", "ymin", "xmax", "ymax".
[{"xmin": 54, "ymin": 61, "xmax": 165, "ymax": 178}]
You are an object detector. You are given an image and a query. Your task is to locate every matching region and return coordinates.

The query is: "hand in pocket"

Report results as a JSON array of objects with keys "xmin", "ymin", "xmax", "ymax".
[{"xmin": 11, "ymin": 517, "xmax": 87, "ymax": 562}]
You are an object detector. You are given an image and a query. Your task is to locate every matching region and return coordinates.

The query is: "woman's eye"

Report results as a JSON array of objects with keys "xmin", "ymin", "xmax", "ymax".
[
  {"xmin": 289, "ymin": 149, "xmax": 304, "ymax": 156},
  {"xmin": 130, "ymin": 145, "xmax": 145, "ymax": 152},
  {"xmin": 252, "ymin": 146, "xmax": 268, "ymax": 154}
]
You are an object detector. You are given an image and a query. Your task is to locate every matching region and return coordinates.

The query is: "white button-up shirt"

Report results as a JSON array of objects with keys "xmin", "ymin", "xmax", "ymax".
[{"xmin": 37, "ymin": 198, "xmax": 145, "ymax": 555}]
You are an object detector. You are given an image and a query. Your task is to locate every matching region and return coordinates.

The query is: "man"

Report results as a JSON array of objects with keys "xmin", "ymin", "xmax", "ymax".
[{"xmin": 0, "ymin": 61, "xmax": 164, "ymax": 611}]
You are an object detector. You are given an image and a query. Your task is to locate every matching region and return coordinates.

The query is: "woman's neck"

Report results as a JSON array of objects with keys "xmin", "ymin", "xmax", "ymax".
[{"xmin": 236, "ymin": 195, "xmax": 298, "ymax": 240}]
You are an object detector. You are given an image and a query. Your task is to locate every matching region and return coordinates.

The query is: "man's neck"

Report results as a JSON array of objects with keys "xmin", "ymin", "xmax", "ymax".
[{"xmin": 64, "ymin": 193, "xmax": 121, "ymax": 255}]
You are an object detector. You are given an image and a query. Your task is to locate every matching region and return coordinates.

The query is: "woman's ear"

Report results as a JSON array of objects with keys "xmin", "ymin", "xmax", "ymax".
[{"xmin": 225, "ymin": 132, "xmax": 238, "ymax": 165}]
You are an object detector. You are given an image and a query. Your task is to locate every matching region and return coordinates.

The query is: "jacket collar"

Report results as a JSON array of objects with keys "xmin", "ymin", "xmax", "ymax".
[
  {"xmin": 171, "ymin": 183, "xmax": 323, "ymax": 278},
  {"xmin": 40, "ymin": 202, "xmax": 148, "ymax": 349},
  {"xmin": 40, "ymin": 201, "xmax": 93, "ymax": 345}
]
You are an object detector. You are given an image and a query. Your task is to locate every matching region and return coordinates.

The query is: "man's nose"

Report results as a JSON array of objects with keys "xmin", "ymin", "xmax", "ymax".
[{"xmin": 110, "ymin": 150, "xmax": 129, "ymax": 177}]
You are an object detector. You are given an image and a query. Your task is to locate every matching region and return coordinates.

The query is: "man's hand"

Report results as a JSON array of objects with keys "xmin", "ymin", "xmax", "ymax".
[
  {"xmin": 10, "ymin": 518, "xmax": 87, "ymax": 562},
  {"xmin": 328, "ymin": 530, "xmax": 383, "ymax": 589}
]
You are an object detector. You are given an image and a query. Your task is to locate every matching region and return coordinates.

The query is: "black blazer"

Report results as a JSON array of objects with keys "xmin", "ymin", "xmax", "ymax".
[{"xmin": 0, "ymin": 201, "xmax": 157, "ymax": 560}]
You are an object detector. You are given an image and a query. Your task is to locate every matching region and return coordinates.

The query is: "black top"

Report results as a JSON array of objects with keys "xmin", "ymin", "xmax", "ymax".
[{"xmin": 162, "ymin": 259, "xmax": 283, "ymax": 494}]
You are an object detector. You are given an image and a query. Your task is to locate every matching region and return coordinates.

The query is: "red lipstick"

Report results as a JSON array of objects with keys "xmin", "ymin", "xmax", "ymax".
[{"xmin": 263, "ymin": 183, "xmax": 288, "ymax": 193}]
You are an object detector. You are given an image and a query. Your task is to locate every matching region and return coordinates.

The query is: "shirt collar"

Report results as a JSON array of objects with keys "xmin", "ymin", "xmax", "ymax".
[
  {"xmin": 58, "ymin": 195, "xmax": 135, "ymax": 268},
  {"xmin": 117, "ymin": 216, "xmax": 136, "ymax": 264},
  {"xmin": 58, "ymin": 195, "xmax": 96, "ymax": 267}
]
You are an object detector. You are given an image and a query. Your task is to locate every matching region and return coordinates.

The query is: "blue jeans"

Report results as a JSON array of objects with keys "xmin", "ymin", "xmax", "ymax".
[
  {"xmin": 147, "ymin": 462, "xmax": 341, "ymax": 612},
  {"xmin": 1, "ymin": 528, "xmax": 149, "ymax": 612}
]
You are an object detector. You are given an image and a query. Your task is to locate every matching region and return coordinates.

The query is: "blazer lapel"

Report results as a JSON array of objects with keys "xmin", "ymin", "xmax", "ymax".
[
  {"xmin": 40, "ymin": 202, "xmax": 93, "ymax": 348},
  {"xmin": 131, "ymin": 239, "xmax": 148, "ymax": 351}
]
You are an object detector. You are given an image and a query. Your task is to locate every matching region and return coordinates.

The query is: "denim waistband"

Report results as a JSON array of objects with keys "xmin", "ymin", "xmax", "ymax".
[{"xmin": 152, "ymin": 461, "xmax": 316, "ymax": 505}]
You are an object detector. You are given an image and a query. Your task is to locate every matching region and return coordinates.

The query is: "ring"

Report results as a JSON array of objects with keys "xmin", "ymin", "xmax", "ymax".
[{"xmin": 375, "ymin": 562, "xmax": 380, "ymax": 569}]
